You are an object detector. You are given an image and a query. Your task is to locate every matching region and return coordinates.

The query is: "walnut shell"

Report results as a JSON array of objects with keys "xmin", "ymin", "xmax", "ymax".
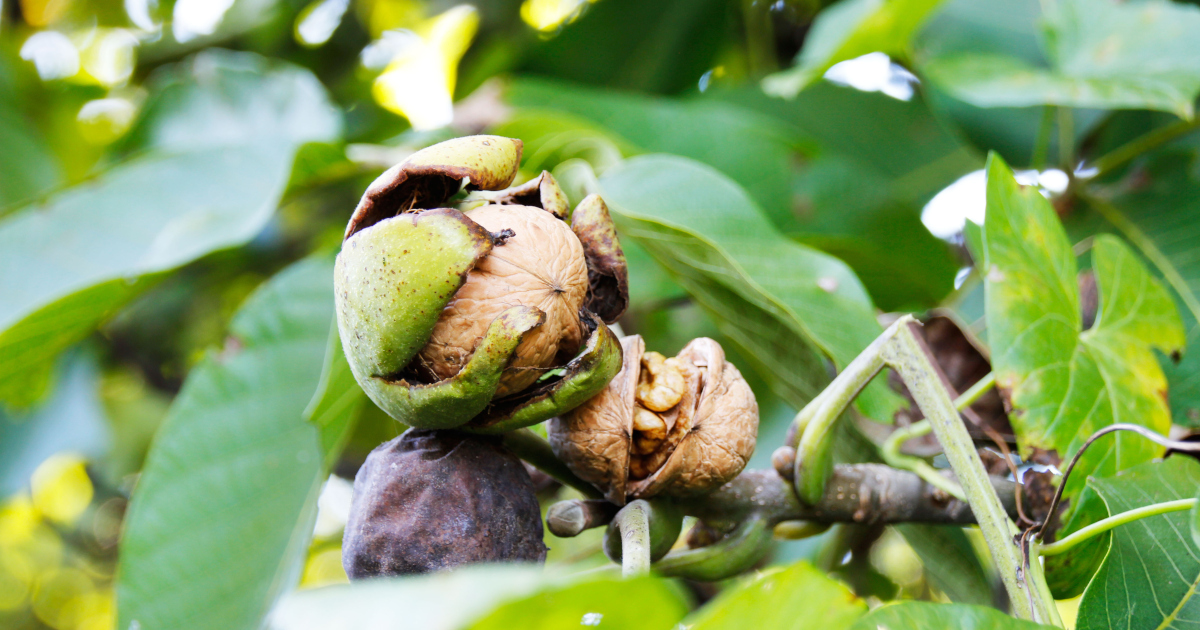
[
  {"xmin": 416, "ymin": 204, "xmax": 589, "ymax": 396},
  {"xmin": 548, "ymin": 336, "xmax": 758, "ymax": 504},
  {"xmin": 342, "ymin": 429, "xmax": 547, "ymax": 577}
]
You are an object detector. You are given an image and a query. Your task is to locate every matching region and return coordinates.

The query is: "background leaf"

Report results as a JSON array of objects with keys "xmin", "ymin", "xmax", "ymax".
[
  {"xmin": 920, "ymin": 0, "xmax": 1200, "ymax": 117},
  {"xmin": 0, "ymin": 50, "xmax": 341, "ymax": 408},
  {"xmin": 116, "ymin": 256, "xmax": 335, "ymax": 630},
  {"xmin": 599, "ymin": 154, "xmax": 904, "ymax": 418},
  {"xmin": 1077, "ymin": 456, "xmax": 1200, "ymax": 630},
  {"xmin": 852, "ymin": 601, "xmax": 1058, "ymax": 629},
  {"xmin": 983, "ymin": 154, "xmax": 1184, "ymax": 494},
  {"xmin": 686, "ymin": 561, "xmax": 866, "ymax": 630},
  {"xmin": 468, "ymin": 575, "xmax": 688, "ymax": 630}
]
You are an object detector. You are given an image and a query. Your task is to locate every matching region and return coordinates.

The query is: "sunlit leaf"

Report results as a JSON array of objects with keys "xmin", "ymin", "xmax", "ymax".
[
  {"xmin": 983, "ymin": 153, "xmax": 1185, "ymax": 495},
  {"xmin": 0, "ymin": 50, "xmax": 341, "ymax": 408},
  {"xmin": 468, "ymin": 575, "xmax": 687, "ymax": 630},
  {"xmin": 920, "ymin": 0, "xmax": 1200, "ymax": 118},
  {"xmin": 852, "ymin": 601, "xmax": 1058, "ymax": 629},
  {"xmin": 600, "ymin": 154, "xmax": 904, "ymax": 419},
  {"xmin": 117, "ymin": 257, "xmax": 336, "ymax": 630},
  {"xmin": 686, "ymin": 561, "xmax": 866, "ymax": 629},
  {"xmin": 763, "ymin": 0, "xmax": 947, "ymax": 98},
  {"xmin": 1076, "ymin": 456, "xmax": 1200, "ymax": 629}
]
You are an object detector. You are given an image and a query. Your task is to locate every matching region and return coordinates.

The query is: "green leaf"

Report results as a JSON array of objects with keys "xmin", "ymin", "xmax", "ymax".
[
  {"xmin": 851, "ymin": 601, "xmax": 1058, "ymax": 629},
  {"xmin": 268, "ymin": 566, "xmax": 683, "ymax": 630},
  {"xmin": 1062, "ymin": 156, "xmax": 1200, "ymax": 427},
  {"xmin": 983, "ymin": 153, "xmax": 1184, "ymax": 494},
  {"xmin": 1077, "ymin": 456, "xmax": 1200, "ymax": 629},
  {"xmin": 920, "ymin": 0, "xmax": 1200, "ymax": 118},
  {"xmin": 0, "ymin": 50, "xmax": 341, "ymax": 408},
  {"xmin": 117, "ymin": 257, "xmax": 335, "ymax": 630},
  {"xmin": 686, "ymin": 561, "xmax": 866, "ymax": 630},
  {"xmin": 762, "ymin": 0, "xmax": 947, "ymax": 98},
  {"xmin": 468, "ymin": 575, "xmax": 688, "ymax": 630},
  {"xmin": 506, "ymin": 79, "xmax": 802, "ymax": 231},
  {"xmin": 303, "ymin": 321, "xmax": 367, "ymax": 465},
  {"xmin": 894, "ymin": 524, "xmax": 994, "ymax": 606},
  {"xmin": 600, "ymin": 154, "xmax": 904, "ymax": 419}
]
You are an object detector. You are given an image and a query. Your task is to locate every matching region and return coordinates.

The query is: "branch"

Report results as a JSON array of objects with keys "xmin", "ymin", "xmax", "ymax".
[{"xmin": 672, "ymin": 466, "xmax": 1025, "ymax": 527}]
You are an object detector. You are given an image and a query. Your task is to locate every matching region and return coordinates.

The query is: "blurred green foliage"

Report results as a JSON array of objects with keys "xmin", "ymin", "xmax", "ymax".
[{"xmin": 3, "ymin": 0, "xmax": 1200, "ymax": 627}]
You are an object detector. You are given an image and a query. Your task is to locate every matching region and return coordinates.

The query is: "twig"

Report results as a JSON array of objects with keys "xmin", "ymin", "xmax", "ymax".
[{"xmin": 1088, "ymin": 118, "xmax": 1200, "ymax": 180}]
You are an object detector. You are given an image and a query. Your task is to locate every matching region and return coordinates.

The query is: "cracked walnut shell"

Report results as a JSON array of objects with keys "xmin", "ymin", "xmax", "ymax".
[{"xmin": 548, "ymin": 336, "xmax": 758, "ymax": 504}]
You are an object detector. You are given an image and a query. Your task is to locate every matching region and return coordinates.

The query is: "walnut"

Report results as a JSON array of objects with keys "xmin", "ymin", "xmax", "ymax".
[
  {"xmin": 416, "ymin": 204, "xmax": 589, "ymax": 396},
  {"xmin": 342, "ymin": 429, "xmax": 547, "ymax": 577},
  {"xmin": 548, "ymin": 336, "xmax": 759, "ymax": 504}
]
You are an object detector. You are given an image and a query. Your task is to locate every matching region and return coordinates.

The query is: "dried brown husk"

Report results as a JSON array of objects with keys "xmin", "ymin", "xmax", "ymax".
[
  {"xmin": 549, "ymin": 336, "xmax": 758, "ymax": 504},
  {"xmin": 342, "ymin": 429, "xmax": 547, "ymax": 578}
]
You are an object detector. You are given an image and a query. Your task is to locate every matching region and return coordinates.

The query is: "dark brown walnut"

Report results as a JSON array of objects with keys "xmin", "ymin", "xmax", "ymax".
[
  {"xmin": 549, "ymin": 336, "xmax": 759, "ymax": 504},
  {"xmin": 415, "ymin": 203, "xmax": 590, "ymax": 397},
  {"xmin": 342, "ymin": 429, "xmax": 547, "ymax": 578}
]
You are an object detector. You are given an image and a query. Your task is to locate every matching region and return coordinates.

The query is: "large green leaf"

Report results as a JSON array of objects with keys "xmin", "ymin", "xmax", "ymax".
[
  {"xmin": 1063, "ymin": 155, "xmax": 1200, "ymax": 427},
  {"xmin": 763, "ymin": 0, "xmax": 947, "ymax": 98},
  {"xmin": 600, "ymin": 154, "xmax": 903, "ymax": 419},
  {"xmin": 468, "ymin": 576, "xmax": 688, "ymax": 630},
  {"xmin": 852, "ymin": 601, "xmax": 1057, "ymax": 629},
  {"xmin": 117, "ymin": 257, "xmax": 335, "ymax": 630},
  {"xmin": 686, "ymin": 561, "xmax": 866, "ymax": 630},
  {"xmin": 983, "ymin": 153, "xmax": 1184, "ymax": 494},
  {"xmin": 0, "ymin": 49, "xmax": 341, "ymax": 409},
  {"xmin": 1077, "ymin": 456, "xmax": 1200, "ymax": 630},
  {"xmin": 0, "ymin": 85, "xmax": 61, "ymax": 211},
  {"xmin": 267, "ymin": 567, "xmax": 684, "ymax": 630},
  {"xmin": 920, "ymin": 0, "xmax": 1200, "ymax": 118},
  {"xmin": 506, "ymin": 79, "xmax": 801, "ymax": 231},
  {"xmin": 303, "ymin": 322, "xmax": 367, "ymax": 464}
]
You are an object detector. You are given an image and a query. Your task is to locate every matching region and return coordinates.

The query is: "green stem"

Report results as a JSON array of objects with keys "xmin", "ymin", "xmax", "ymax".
[
  {"xmin": 1083, "ymin": 192, "xmax": 1200, "ymax": 324},
  {"xmin": 1089, "ymin": 118, "xmax": 1200, "ymax": 179},
  {"xmin": 879, "ymin": 373, "xmax": 997, "ymax": 502},
  {"xmin": 956, "ymin": 372, "xmax": 996, "ymax": 409},
  {"xmin": 1058, "ymin": 107, "xmax": 1075, "ymax": 171},
  {"xmin": 793, "ymin": 328, "xmax": 892, "ymax": 504},
  {"xmin": 652, "ymin": 515, "xmax": 773, "ymax": 581},
  {"xmin": 1032, "ymin": 106, "xmax": 1055, "ymax": 170},
  {"xmin": 613, "ymin": 501, "xmax": 652, "ymax": 578},
  {"xmin": 501, "ymin": 429, "xmax": 602, "ymax": 499},
  {"xmin": 1038, "ymin": 499, "xmax": 1196, "ymax": 557},
  {"xmin": 884, "ymin": 320, "xmax": 1061, "ymax": 626}
]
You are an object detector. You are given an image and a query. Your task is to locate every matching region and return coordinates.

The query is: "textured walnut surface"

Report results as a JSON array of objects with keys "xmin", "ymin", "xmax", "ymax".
[{"xmin": 417, "ymin": 204, "xmax": 589, "ymax": 396}]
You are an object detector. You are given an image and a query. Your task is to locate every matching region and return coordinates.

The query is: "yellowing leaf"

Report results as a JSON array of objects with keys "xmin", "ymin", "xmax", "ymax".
[
  {"xmin": 373, "ymin": 5, "xmax": 479, "ymax": 130},
  {"xmin": 983, "ymin": 153, "xmax": 1185, "ymax": 495}
]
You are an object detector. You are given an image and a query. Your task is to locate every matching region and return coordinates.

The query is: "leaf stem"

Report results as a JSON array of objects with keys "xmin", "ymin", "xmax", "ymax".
[
  {"xmin": 1058, "ymin": 107, "xmax": 1075, "ymax": 171},
  {"xmin": 1089, "ymin": 118, "xmax": 1200, "ymax": 180},
  {"xmin": 613, "ymin": 500, "xmax": 652, "ymax": 577},
  {"xmin": 1038, "ymin": 499, "xmax": 1196, "ymax": 557},
  {"xmin": 1032, "ymin": 106, "xmax": 1055, "ymax": 170},
  {"xmin": 1082, "ymin": 192, "xmax": 1200, "ymax": 324}
]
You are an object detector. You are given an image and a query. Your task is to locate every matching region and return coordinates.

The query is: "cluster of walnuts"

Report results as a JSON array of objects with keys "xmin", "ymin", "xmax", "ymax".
[{"xmin": 334, "ymin": 136, "xmax": 759, "ymax": 577}]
